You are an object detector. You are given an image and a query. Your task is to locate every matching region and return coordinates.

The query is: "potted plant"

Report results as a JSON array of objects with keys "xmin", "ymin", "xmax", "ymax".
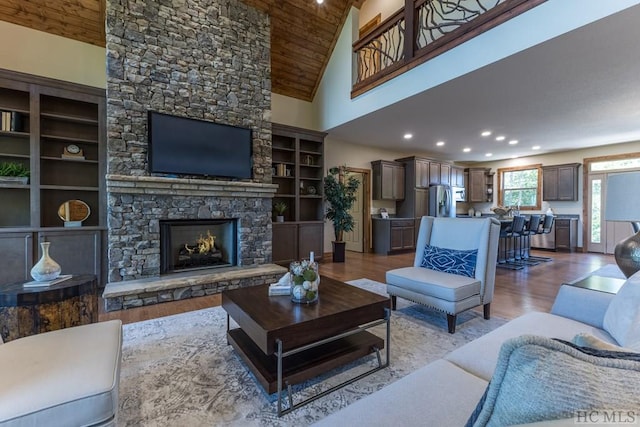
[
  {"xmin": 0, "ymin": 161, "xmax": 29, "ymax": 184},
  {"xmin": 273, "ymin": 201, "xmax": 288, "ymax": 222},
  {"xmin": 323, "ymin": 166, "xmax": 360, "ymax": 262}
]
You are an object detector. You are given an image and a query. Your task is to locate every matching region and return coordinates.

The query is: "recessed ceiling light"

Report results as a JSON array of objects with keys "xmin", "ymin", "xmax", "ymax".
[
  {"xmin": 485, "ymin": 153, "xmax": 493, "ymax": 157},
  {"xmin": 316, "ymin": 0, "xmax": 324, "ymax": 3},
  {"xmin": 509, "ymin": 139, "xmax": 519, "ymax": 145},
  {"xmin": 481, "ymin": 131, "xmax": 492, "ymax": 137},
  {"xmin": 463, "ymin": 148, "xmax": 471, "ymax": 153},
  {"xmin": 532, "ymin": 145, "xmax": 541, "ymax": 150},
  {"xmin": 403, "ymin": 133, "xmax": 413, "ymax": 140},
  {"xmin": 436, "ymin": 141, "xmax": 445, "ymax": 146},
  {"xmin": 495, "ymin": 136, "xmax": 506, "ymax": 141}
]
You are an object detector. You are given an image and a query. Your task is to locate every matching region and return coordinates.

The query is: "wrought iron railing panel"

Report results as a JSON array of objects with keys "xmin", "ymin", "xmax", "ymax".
[
  {"xmin": 416, "ymin": 0, "xmax": 507, "ymax": 48},
  {"xmin": 355, "ymin": 16, "xmax": 405, "ymax": 84},
  {"xmin": 352, "ymin": 0, "xmax": 545, "ymax": 97}
]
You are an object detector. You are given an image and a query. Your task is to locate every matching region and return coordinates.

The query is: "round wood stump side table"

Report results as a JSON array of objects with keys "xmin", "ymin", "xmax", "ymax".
[{"xmin": 0, "ymin": 274, "xmax": 98, "ymax": 342}]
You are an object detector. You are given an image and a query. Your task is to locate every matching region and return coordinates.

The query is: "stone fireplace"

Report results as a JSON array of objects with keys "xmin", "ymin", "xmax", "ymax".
[
  {"xmin": 104, "ymin": 0, "xmax": 273, "ymax": 283},
  {"xmin": 160, "ymin": 218, "xmax": 238, "ymax": 274}
]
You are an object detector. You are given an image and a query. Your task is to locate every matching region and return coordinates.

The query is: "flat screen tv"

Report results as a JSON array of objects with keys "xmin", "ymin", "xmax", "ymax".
[{"xmin": 148, "ymin": 111, "xmax": 253, "ymax": 179}]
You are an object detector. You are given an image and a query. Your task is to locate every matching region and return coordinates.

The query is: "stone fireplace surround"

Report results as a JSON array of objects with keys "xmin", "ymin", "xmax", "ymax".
[
  {"xmin": 102, "ymin": 0, "xmax": 282, "ymax": 310},
  {"xmin": 103, "ymin": 175, "xmax": 286, "ymax": 311}
]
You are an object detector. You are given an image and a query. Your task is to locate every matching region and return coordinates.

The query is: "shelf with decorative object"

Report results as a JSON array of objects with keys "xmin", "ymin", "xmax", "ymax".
[{"xmin": 0, "ymin": 70, "xmax": 106, "ymax": 286}]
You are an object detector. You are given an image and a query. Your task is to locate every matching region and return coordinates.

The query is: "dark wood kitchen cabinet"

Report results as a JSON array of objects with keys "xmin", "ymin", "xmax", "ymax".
[
  {"xmin": 542, "ymin": 163, "xmax": 580, "ymax": 201},
  {"xmin": 373, "ymin": 218, "xmax": 415, "ymax": 254},
  {"xmin": 451, "ymin": 166, "xmax": 465, "ymax": 188},
  {"xmin": 372, "ymin": 160, "xmax": 405, "ymax": 200},
  {"xmin": 466, "ymin": 168, "xmax": 492, "ymax": 203}
]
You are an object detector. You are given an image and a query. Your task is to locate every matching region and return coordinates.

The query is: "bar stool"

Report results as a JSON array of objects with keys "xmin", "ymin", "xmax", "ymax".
[
  {"xmin": 519, "ymin": 214, "xmax": 542, "ymax": 265},
  {"xmin": 498, "ymin": 215, "xmax": 526, "ymax": 270},
  {"xmin": 528, "ymin": 214, "xmax": 555, "ymax": 262}
]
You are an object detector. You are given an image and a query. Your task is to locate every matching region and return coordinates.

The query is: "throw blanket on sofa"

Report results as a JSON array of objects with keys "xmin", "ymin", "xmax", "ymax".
[{"xmin": 469, "ymin": 334, "xmax": 640, "ymax": 426}]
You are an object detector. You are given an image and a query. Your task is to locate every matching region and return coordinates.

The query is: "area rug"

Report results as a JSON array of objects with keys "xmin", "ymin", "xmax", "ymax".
[{"xmin": 118, "ymin": 278, "xmax": 506, "ymax": 426}]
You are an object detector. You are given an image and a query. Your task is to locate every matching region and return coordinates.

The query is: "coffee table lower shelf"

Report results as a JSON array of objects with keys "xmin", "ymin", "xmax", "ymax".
[{"xmin": 227, "ymin": 328, "xmax": 384, "ymax": 395}]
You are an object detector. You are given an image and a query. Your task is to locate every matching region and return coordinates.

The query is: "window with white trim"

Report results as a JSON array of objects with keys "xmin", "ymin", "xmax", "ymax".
[{"xmin": 498, "ymin": 166, "xmax": 541, "ymax": 210}]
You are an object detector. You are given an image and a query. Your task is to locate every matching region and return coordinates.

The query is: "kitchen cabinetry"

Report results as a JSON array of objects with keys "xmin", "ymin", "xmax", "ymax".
[
  {"xmin": 554, "ymin": 218, "xmax": 578, "ymax": 251},
  {"xmin": 530, "ymin": 217, "xmax": 578, "ymax": 252},
  {"xmin": 372, "ymin": 218, "xmax": 415, "ymax": 254},
  {"xmin": 440, "ymin": 163, "xmax": 451, "ymax": 186},
  {"xmin": 0, "ymin": 70, "xmax": 105, "ymax": 285},
  {"xmin": 372, "ymin": 160, "xmax": 404, "ymax": 200},
  {"xmin": 542, "ymin": 163, "xmax": 580, "ymax": 201},
  {"xmin": 451, "ymin": 166, "xmax": 465, "ymax": 188},
  {"xmin": 271, "ymin": 124, "xmax": 325, "ymax": 264},
  {"xmin": 466, "ymin": 168, "xmax": 493, "ymax": 203}
]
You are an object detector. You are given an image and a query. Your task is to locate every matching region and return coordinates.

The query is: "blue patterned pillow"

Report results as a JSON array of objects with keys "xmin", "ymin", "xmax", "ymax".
[{"xmin": 421, "ymin": 245, "xmax": 478, "ymax": 277}]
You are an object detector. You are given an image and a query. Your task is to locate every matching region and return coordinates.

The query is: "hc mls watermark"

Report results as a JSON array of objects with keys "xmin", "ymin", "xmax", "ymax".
[{"xmin": 575, "ymin": 410, "xmax": 640, "ymax": 424}]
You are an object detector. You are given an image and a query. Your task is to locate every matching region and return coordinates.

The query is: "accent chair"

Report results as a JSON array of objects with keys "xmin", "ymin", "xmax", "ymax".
[{"xmin": 386, "ymin": 216, "xmax": 501, "ymax": 333}]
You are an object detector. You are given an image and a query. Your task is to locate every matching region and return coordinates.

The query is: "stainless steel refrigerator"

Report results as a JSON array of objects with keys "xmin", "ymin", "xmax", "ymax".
[{"xmin": 428, "ymin": 185, "xmax": 456, "ymax": 217}]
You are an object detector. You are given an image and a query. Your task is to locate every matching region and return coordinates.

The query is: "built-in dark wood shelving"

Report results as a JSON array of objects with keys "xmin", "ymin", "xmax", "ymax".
[{"xmin": 0, "ymin": 69, "xmax": 106, "ymax": 285}]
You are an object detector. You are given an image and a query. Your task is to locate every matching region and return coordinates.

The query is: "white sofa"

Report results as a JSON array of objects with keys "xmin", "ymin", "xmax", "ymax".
[
  {"xmin": 315, "ymin": 282, "xmax": 635, "ymax": 426},
  {"xmin": 0, "ymin": 320, "xmax": 123, "ymax": 427}
]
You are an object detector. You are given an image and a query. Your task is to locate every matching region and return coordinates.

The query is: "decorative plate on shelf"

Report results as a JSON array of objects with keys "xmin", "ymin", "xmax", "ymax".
[
  {"xmin": 58, "ymin": 199, "xmax": 91, "ymax": 225},
  {"xmin": 306, "ymin": 185, "xmax": 316, "ymax": 195}
]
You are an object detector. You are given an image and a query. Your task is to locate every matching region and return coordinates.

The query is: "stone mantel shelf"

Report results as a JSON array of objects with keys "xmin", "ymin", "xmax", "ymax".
[
  {"xmin": 103, "ymin": 264, "xmax": 287, "ymax": 298},
  {"xmin": 106, "ymin": 174, "xmax": 278, "ymax": 197}
]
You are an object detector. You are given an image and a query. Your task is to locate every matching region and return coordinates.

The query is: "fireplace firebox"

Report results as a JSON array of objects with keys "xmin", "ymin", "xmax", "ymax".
[{"xmin": 160, "ymin": 219, "xmax": 238, "ymax": 274}]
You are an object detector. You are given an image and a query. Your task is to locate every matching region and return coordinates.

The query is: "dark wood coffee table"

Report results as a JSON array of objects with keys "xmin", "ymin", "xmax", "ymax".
[{"xmin": 222, "ymin": 276, "xmax": 390, "ymax": 416}]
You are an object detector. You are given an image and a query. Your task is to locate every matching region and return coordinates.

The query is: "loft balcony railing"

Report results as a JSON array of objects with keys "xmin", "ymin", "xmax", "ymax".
[{"xmin": 352, "ymin": 0, "xmax": 547, "ymax": 98}]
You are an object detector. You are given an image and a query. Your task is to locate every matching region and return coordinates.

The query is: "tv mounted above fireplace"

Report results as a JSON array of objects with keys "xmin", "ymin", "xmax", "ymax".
[{"xmin": 148, "ymin": 111, "xmax": 253, "ymax": 179}]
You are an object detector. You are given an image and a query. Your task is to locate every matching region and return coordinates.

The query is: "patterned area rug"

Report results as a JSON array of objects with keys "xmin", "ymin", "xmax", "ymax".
[{"xmin": 118, "ymin": 278, "xmax": 507, "ymax": 426}]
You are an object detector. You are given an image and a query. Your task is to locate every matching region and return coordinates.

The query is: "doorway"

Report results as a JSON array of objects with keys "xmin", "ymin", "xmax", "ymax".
[
  {"xmin": 343, "ymin": 168, "xmax": 371, "ymax": 253},
  {"xmin": 584, "ymin": 154, "xmax": 640, "ymax": 254}
]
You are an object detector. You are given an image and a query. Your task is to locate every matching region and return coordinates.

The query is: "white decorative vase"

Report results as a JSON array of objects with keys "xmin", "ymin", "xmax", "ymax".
[{"xmin": 30, "ymin": 242, "xmax": 62, "ymax": 281}]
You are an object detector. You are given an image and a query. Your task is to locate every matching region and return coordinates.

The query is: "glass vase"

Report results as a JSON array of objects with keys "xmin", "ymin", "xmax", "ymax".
[
  {"xmin": 289, "ymin": 260, "xmax": 319, "ymax": 304},
  {"xmin": 30, "ymin": 242, "xmax": 62, "ymax": 281}
]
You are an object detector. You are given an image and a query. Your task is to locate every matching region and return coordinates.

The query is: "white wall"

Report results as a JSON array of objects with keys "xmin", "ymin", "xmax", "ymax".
[
  {"xmin": 315, "ymin": 0, "xmax": 640, "ymax": 133},
  {"xmin": 0, "ymin": 21, "xmax": 105, "ymax": 88}
]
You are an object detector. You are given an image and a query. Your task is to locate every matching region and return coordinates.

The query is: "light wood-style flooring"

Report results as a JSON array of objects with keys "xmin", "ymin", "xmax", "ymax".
[{"xmin": 99, "ymin": 249, "xmax": 615, "ymax": 324}]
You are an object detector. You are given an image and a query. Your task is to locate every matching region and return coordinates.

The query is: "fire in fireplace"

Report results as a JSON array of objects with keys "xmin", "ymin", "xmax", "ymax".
[{"xmin": 160, "ymin": 219, "xmax": 238, "ymax": 274}]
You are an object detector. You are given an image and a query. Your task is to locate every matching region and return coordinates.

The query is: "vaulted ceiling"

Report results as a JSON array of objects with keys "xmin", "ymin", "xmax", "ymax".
[{"xmin": 0, "ymin": 0, "xmax": 358, "ymax": 102}]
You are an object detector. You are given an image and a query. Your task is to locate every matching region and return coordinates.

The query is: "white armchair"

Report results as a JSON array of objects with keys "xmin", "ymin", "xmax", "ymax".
[{"xmin": 386, "ymin": 216, "xmax": 500, "ymax": 333}]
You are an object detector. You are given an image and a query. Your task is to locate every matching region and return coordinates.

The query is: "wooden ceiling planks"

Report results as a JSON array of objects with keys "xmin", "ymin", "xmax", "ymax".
[
  {"xmin": 0, "ymin": 0, "xmax": 104, "ymax": 47},
  {"xmin": 241, "ymin": 0, "xmax": 355, "ymax": 101},
  {"xmin": 0, "ymin": 0, "xmax": 356, "ymax": 102}
]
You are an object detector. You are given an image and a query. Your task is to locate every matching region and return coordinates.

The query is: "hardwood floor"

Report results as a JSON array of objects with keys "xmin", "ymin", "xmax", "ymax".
[{"xmin": 99, "ymin": 249, "xmax": 615, "ymax": 324}]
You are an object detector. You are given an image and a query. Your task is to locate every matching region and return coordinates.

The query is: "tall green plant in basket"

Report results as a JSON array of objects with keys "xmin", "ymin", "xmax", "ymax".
[{"xmin": 323, "ymin": 166, "xmax": 360, "ymax": 262}]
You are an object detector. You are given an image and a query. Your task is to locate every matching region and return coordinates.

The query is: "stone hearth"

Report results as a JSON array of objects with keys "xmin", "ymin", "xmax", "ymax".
[{"xmin": 103, "ymin": 264, "xmax": 286, "ymax": 311}]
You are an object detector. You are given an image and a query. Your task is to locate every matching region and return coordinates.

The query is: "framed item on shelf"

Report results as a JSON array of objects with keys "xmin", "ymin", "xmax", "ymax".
[{"xmin": 58, "ymin": 199, "xmax": 91, "ymax": 227}]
